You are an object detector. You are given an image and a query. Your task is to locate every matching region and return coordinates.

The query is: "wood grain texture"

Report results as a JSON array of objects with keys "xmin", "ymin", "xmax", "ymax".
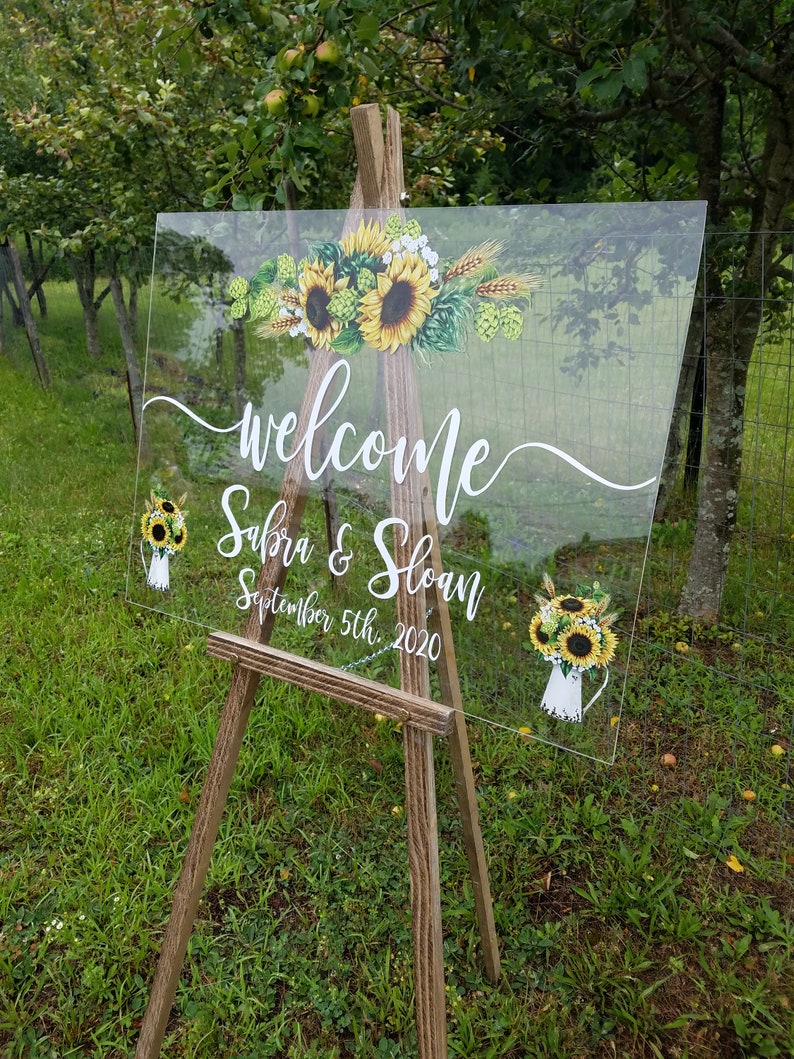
[
  {"xmin": 206, "ymin": 632, "xmax": 455, "ymax": 737},
  {"xmin": 373, "ymin": 105, "xmax": 447, "ymax": 1058}
]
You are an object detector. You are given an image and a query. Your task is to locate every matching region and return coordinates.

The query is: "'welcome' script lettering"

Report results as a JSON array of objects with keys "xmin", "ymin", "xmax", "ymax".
[{"xmin": 144, "ymin": 359, "xmax": 656, "ymax": 528}]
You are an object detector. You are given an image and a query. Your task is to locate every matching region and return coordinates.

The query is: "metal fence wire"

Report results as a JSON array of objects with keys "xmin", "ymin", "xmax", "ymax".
[{"xmin": 626, "ymin": 231, "xmax": 793, "ymax": 878}]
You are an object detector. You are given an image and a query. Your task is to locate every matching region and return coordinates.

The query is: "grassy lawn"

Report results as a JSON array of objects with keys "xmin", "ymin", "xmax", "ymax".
[{"xmin": 1, "ymin": 286, "xmax": 792, "ymax": 1057}]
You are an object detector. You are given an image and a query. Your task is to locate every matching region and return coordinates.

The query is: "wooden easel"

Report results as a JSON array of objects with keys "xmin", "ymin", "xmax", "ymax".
[{"xmin": 135, "ymin": 104, "xmax": 499, "ymax": 1059}]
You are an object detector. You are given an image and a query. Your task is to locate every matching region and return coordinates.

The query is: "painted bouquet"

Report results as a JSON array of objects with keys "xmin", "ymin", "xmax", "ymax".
[
  {"xmin": 528, "ymin": 574, "xmax": 619, "ymax": 723},
  {"xmin": 227, "ymin": 215, "xmax": 541, "ymax": 362},
  {"xmin": 139, "ymin": 489, "xmax": 187, "ymax": 592}
]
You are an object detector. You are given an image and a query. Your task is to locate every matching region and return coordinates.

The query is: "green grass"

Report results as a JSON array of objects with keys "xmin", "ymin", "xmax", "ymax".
[{"xmin": 1, "ymin": 286, "xmax": 793, "ymax": 1057}]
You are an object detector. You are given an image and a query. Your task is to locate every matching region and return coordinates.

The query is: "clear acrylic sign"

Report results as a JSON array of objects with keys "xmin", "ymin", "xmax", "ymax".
[{"xmin": 127, "ymin": 202, "xmax": 706, "ymax": 762}]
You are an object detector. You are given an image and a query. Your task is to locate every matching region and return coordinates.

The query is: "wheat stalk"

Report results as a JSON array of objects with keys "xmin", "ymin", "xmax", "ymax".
[
  {"xmin": 444, "ymin": 240, "xmax": 505, "ymax": 281},
  {"xmin": 278, "ymin": 287, "xmax": 302, "ymax": 309},
  {"xmin": 475, "ymin": 273, "xmax": 543, "ymax": 298},
  {"xmin": 256, "ymin": 316, "xmax": 301, "ymax": 339}
]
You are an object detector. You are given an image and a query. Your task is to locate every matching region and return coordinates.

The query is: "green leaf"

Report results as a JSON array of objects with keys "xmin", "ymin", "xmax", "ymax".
[
  {"xmin": 575, "ymin": 62, "xmax": 608, "ymax": 92},
  {"xmin": 271, "ymin": 10, "xmax": 290, "ymax": 31},
  {"xmin": 592, "ymin": 71, "xmax": 625, "ymax": 103},
  {"xmin": 622, "ymin": 56, "xmax": 647, "ymax": 94},
  {"xmin": 231, "ymin": 192, "xmax": 249, "ymax": 210},
  {"xmin": 359, "ymin": 53, "xmax": 381, "ymax": 81},
  {"xmin": 356, "ymin": 13, "xmax": 380, "ymax": 44},
  {"xmin": 330, "ymin": 326, "xmax": 365, "ymax": 356}
]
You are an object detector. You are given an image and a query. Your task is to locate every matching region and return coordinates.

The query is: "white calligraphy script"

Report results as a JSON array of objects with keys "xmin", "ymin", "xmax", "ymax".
[{"xmin": 143, "ymin": 359, "xmax": 655, "ymax": 528}]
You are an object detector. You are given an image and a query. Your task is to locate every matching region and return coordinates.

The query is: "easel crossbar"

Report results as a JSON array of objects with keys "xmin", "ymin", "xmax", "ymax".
[{"xmin": 207, "ymin": 631, "xmax": 455, "ymax": 737}]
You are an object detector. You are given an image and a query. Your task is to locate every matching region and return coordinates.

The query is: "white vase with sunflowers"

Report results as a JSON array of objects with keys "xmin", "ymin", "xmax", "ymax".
[{"xmin": 528, "ymin": 574, "xmax": 618, "ymax": 724}]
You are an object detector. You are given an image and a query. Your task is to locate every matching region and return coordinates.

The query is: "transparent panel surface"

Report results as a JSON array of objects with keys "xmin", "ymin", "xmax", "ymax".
[{"xmin": 127, "ymin": 203, "xmax": 706, "ymax": 761}]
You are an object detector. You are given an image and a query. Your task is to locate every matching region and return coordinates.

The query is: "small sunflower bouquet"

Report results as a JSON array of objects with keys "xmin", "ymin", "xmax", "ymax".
[
  {"xmin": 227, "ymin": 215, "xmax": 541, "ymax": 364},
  {"xmin": 140, "ymin": 489, "xmax": 187, "ymax": 592},
  {"xmin": 528, "ymin": 573, "xmax": 619, "ymax": 723}
]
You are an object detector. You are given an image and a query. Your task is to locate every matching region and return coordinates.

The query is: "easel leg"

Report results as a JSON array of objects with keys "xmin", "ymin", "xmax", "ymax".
[
  {"xmin": 446, "ymin": 712, "xmax": 501, "ymax": 983},
  {"xmin": 424, "ymin": 513, "xmax": 501, "ymax": 983},
  {"xmin": 135, "ymin": 665, "xmax": 259, "ymax": 1058},
  {"xmin": 404, "ymin": 724, "xmax": 447, "ymax": 1059}
]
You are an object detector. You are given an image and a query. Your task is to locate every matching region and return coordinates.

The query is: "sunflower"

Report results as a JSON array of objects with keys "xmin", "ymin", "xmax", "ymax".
[
  {"xmin": 549, "ymin": 594, "xmax": 595, "ymax": 618},
  {"xmin": 169, "ymin": 519, "xmax": 188, "ymax": 552},
  {"xmin": 559, "ymin": 622, "xmax": 602, "ymax": 670},
  {"xmin": 594, "ymin": 625, "xmax": 618, "ymax": 667},
  {"xmin": 143, "ymin": 513, "xmax": 170, "ymax": 551},
  {"xmin": 340, "ymin": 218, "xmax": 392, "ymax": 260},
  {"xmin": 358, "ymin": 252, "xmax": 438, "ymax": 353},
  {"xmin": 529, "ymin": 613, "xmax": 557, "ymax": 656},
  {"xmin": 155, "ymin": 496, "xmax": 178, "ymax": 515},
  {"xmin": 298, "ymin": 260, "xmax": 349, "ymax": 349}
]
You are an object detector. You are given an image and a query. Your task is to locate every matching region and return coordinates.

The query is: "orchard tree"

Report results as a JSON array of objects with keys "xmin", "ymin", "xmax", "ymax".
[
  {"xmin": 0, "ymin": 0, "xmax": 250, "ymax": 447},
  {"xmin": 473, "ymin": 0, "xmax": 794, "ymax": 620}
]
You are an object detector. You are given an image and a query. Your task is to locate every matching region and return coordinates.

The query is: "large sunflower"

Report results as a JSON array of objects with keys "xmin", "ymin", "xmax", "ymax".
[
  {"xmin": 358, "ymin": 252, "xmax": 438, "ymax": 354},
  {"xmin": 298, "ymin": 260, "xmax": 349, "ymax": 349},
  {"xmin": 340, "ymin": 218, "xmax": 392, "ymax": 260},
  {"xmin": 559, "ymin": 622, "xmax": 602, "ymax": 671},
  {"xmin": 143, "ymin": 512, "xmax": 170, "ymax": 551}
]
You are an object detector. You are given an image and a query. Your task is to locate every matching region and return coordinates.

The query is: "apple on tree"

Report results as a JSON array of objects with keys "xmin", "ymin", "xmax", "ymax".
[{"xmin": 264, "ymin": 88, "xmax": 288, "ymax": 116}]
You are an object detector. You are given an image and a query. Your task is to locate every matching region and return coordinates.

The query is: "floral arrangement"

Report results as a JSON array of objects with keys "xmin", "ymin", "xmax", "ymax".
[
  {"xmin": 227, "ymin": 215, "xmax": 541, "ymax": 362},
  {"xmin": 140, "ymin": 489, "xmax": 187, "ymax": 558},
  {"xmin": 528, "ymin": 573, "xmax": 618, "ymax": 677}
]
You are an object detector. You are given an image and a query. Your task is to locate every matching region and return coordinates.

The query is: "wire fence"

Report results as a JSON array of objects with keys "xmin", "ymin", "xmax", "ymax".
[{"xmin": 626, "ymin": 232, "xmax": 793, "ymax": 878}]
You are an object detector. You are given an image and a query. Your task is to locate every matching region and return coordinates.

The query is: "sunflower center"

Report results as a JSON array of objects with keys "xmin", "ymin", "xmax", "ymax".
[
  {"xmin": 305, "ymin": 287, "xmax": 331, "ymax": 330},
  {"xmin": 160, "ymin": 500, "xmax": 176, "ymax": 513},
  {"xmin": 152, "ymin": 523, "xmax": 167, "ymax": 543},
  {"xmin": 536, "ymin": 627, "xmax": 550, "ymax": 644},
  {"xmin": 560, "ymin": 597, "xmax": 584, "ymax": 612},
  {"xmin": 381, "ymin": 280, "xmax": 415, "ymax": 327},
  {"xmin": 173, "ymin": 530, "xmax": 184, "ymax": 544},
  {"xmin": 566, "ymin": 633, "xmax": 594, "ymax": 657}
]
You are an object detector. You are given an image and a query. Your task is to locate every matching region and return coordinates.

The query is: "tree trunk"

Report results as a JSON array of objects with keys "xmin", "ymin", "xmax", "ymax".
[
  {"xmin": 70, "ymin": 251, "xmax": 103, "ymax": 358},
  {"xmin": 0, "ymin": 255, "xmax": 24, "ymax": 327},
  {"xmin": 654, "ymin": 299, "xmax": 705, "ymax": 520},
  {"xmin": 109, "ymin": 271, "xmax": 148, "ymax": 456},
  {"xmin": 678, "ymin": 296, "xmax": 761, "ymax": 618},
  {"xmin": 25, "ymin": 232, "xmax": 48, "ymax": 317},
  {"xmin": 3, "ymin": 239, "xmax": 51, "ymax": 389},
  {"xmin": 232, "ymin": 318, "xmax": 246, "ymax": 418},
  {"xmin": 683, "ymin": 337, "xmax": 706, "ymax": 493},
  {"xmin": 680, "ymin": 85, "xmax": 794, "ymax": 618}
]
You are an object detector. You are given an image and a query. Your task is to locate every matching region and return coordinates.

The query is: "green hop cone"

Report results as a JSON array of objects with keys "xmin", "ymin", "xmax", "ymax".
[
  {"xmin": 230, "ymin": 296, "xmax": 248, "ymax": 319},
  {"xmin": 228, "ymin": 276, "xmax": 250, "ymax": 301},
  {"xmin": 357, "ymin": 267, "xmax": 376, "ymax": 292},
  {"xmin": 327, "ymin": 288, "xmax": 359, "ymax": 323},
  {"xmin": 540, "ymin": 620, "xmax": 557, "ymax": 637},
  {"xmin": 500, "ymin": 303, "xmax": 524, "ymax": 340},
  {"xmin": 250, "ymin": 287, "xmax": 279, "ymax": 321},
  {"xmin": 384, "ymin": 214, "xmax": 403, "ymax": 242},
  {"xmin": 403, "ymin": 218, "xmax": 422, "ymax": 239},
  {"xmin": 474, "ymin": 301, "xmax": 500, "ymax": 341},
  {"xmin": 277, "ymin": 253, "xmax": 297, "ymax": 284},
  {"xmin": 297, "ymin": 257, "xmax": 308, "ymax": 276}
]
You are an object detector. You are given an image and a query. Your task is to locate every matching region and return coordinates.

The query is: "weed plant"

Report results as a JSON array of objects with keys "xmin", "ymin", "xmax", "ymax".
[{"xmin": 1, "ymin": 287, "xmax": 792, "ymax": 1057}]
